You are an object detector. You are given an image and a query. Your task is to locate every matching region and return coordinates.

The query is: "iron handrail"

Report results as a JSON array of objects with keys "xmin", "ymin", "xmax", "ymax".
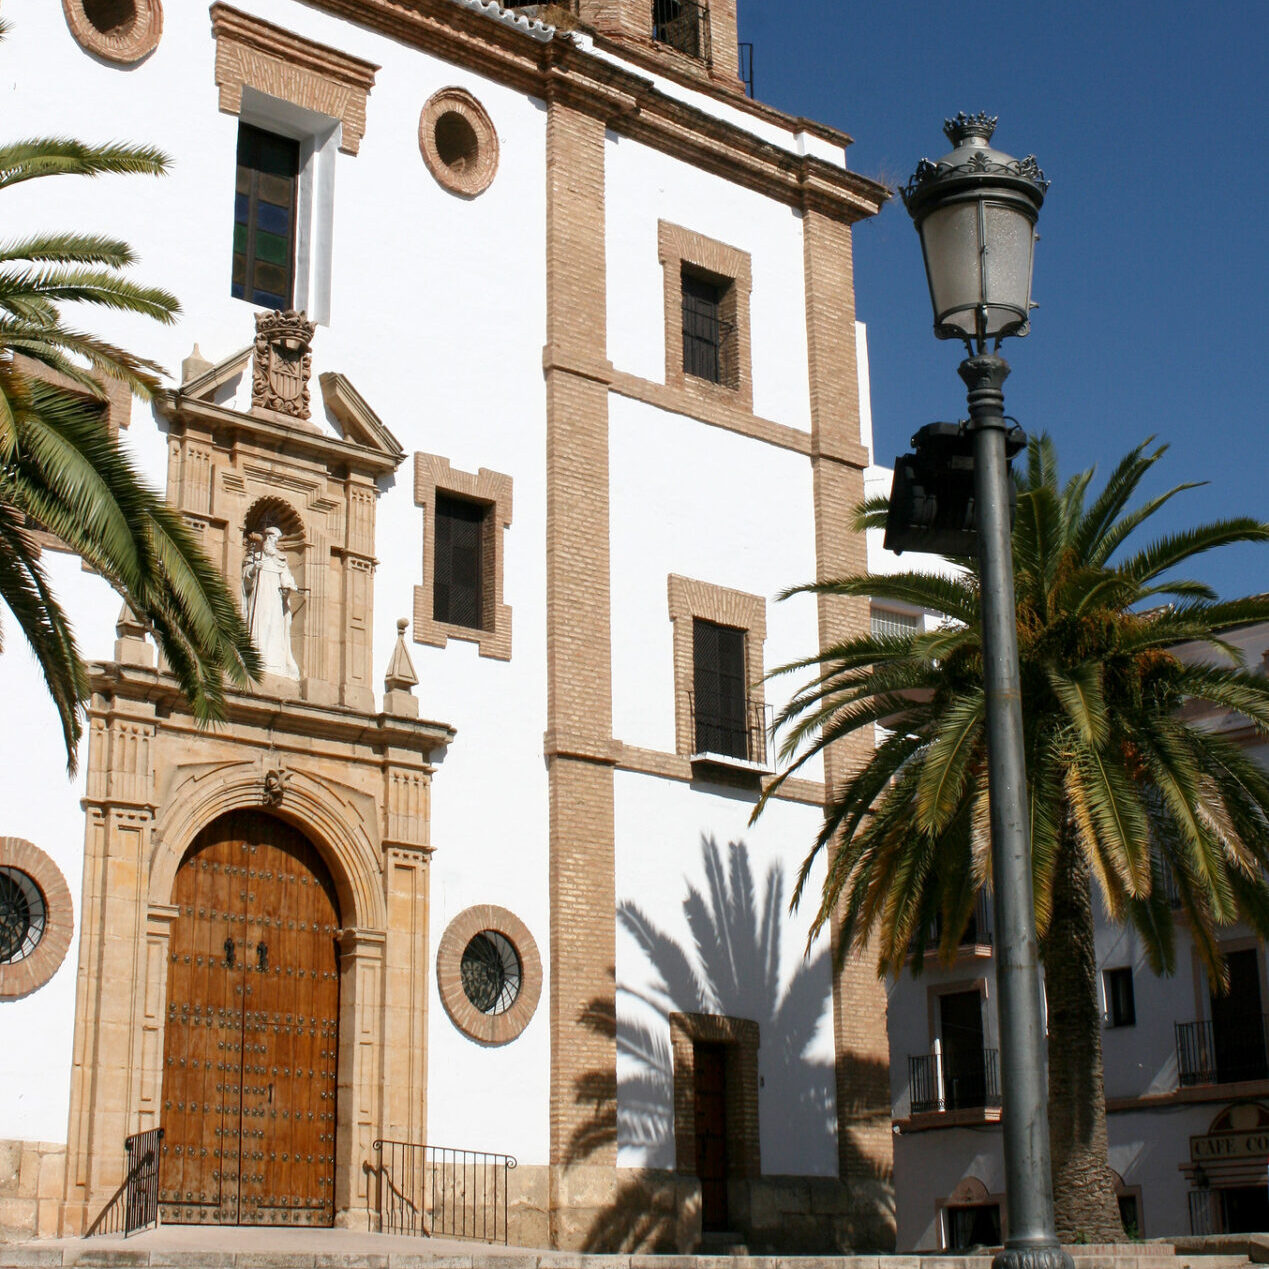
[
  {"xmin": 370, "ymin": 1140, "xmax": 517, "ymax": 1244},
  {"xmin": 86, "ymin": 1127, "xmax": 164, "ymax": 1237}
]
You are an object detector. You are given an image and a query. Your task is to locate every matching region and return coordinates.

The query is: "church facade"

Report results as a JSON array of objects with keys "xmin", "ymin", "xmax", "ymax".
[{"xmin": 0, "ymin": 0, "xmax": 891, "ymax": 1251}]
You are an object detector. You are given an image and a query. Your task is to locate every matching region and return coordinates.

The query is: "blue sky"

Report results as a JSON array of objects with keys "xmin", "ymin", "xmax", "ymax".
[{"xmin": 739, "ymin": 1, "xmax": 1268, "ymax": 599}]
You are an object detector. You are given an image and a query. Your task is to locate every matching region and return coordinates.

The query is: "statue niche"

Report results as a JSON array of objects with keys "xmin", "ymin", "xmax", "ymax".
[{"xmin": 242, "ymin": 501, "xmax": 306, "ymax": 681}]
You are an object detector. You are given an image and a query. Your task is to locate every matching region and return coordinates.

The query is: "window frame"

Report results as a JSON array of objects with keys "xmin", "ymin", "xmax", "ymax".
[
  {"xmin": 413, "ymin": 453, "xmax": 513, "ymax": 661},
  {"xmin": 432, "ymin": 491, "xmax": 489, "ymax": 632},
  {"xmin": 659, "ymin": 221, "xmax": 753, "ymax": 413},
  {"xmin": 232, "ymin": 122, "xmax": 301, "ymax": 312},
  {"xmin": 691, "ymin": 618, "xmax": 749, "ymax": 760},
  {"xmin": 667, "ymin": 575, "xmax": 766, "ymax": 767}
]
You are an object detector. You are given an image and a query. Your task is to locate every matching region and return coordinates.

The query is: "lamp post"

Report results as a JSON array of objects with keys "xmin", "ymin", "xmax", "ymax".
[{"xmin": 901, "ymin": 114, "xmax": 1072, "ymax": 1269}]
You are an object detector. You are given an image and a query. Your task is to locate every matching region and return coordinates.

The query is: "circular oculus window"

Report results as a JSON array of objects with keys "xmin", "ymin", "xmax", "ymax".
[
  {"xmin": 0, "ymin": 839, "xmax": 73, "ymax": 1001},
  {"xmin": 438, "ymin": 905, "xmax": 540, "ymax": 1045},
  {"xmin": 419, "ymin": 89, "xmax": 499, "ymax": 198},
  {"xmin": 63, "ymin": 0, "xmax": 163, "ymax": 65},
  {"xmin": 0, "ymin": 868, "xmax": 46, "ymax": 965},
  {"xmin": 460, "ymin": 930, "xmax": 522, "ymax": 1016}
]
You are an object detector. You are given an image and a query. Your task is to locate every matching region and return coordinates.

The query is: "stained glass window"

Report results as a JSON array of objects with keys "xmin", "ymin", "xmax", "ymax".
[{"xmin": 232, "ymin": 124, "xmax": 299, "ymax": 310}]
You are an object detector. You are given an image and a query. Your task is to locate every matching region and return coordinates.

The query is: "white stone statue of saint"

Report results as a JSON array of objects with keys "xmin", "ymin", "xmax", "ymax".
[{"xmin": 242, "ymin": 526, "xmax": 300, "ymax": 679}]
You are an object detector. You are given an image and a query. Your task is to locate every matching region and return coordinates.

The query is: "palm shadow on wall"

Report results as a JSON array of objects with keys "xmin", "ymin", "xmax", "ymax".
[{"xmin": 571, "ymin": 834, "xmax": 885, "ymax": 1251}]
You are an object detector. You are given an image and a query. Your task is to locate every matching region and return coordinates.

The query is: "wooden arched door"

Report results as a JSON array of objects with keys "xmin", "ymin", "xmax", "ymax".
[{"xmin": 159, "ymin": 811, "xmax": 341, "ymax": 1226}]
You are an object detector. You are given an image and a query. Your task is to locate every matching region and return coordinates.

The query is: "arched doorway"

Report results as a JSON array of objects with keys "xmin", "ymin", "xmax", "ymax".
[{"xmin": 159, "ymin": 811, "xmax": 340, "ymax": 1226}]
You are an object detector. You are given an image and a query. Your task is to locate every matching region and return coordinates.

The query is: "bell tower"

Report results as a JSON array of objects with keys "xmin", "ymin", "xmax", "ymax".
[{"xmin": 571, "ymin": 0, "xmax": 743, "ymax": 92}]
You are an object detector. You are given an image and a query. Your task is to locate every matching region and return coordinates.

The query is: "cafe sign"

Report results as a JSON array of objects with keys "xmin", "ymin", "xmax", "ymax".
[{"xmin": 1191, "ymin": 1131, "xmax": 1269, "ymax": 1161}]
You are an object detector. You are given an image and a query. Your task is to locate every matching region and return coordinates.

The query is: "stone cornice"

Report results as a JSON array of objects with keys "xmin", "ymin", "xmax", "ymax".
[
  {"xmin": 158, "ymin": 392, "xmax": 403, "ymax": 478},
  {"xmin": 298, "ymin": 0, "xmax": 888, "ymax": 222},
  {"xmin": 88, "ymin": 661, "xmax": 456, "ymax": 754}
]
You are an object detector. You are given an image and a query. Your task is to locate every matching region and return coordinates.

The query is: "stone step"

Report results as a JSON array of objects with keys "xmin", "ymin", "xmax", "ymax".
[{"xmin": 0, "ymin": 1249, "xmax": 1244, "ymax": 1269}]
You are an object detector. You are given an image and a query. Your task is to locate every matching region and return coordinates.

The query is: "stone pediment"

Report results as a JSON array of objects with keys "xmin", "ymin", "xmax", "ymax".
[
  {"xmin": 178, "ymin": 344, "xmax": 254, "ymax": 403},
  {"xmin": 319, "ymin": 372, "xmax": 405, "ymax": 462}
]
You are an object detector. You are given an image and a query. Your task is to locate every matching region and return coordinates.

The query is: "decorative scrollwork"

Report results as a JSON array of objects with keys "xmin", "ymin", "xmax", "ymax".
[{"xmin": 901, "ymin": 150, "xmax": 1050, "ymax": 208}]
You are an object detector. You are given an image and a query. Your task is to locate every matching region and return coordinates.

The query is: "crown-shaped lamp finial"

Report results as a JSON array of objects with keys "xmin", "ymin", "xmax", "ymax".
[{"xmin": 944, "ymin": 111, "xmax": 998, "ymax": 147}]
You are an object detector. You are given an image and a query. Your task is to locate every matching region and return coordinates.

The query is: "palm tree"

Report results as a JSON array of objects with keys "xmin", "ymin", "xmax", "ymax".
[
  {"xmin": 758, "ymin": 436, "xmax": 1269, "ymax": 1241},
  {"xmin": 0, "ymin": 108, "xmax": 258, "ymax": 768}
]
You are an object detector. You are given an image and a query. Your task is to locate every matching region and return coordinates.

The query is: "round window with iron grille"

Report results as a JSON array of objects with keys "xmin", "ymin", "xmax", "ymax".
[
  {"xmin": 437, "ymin": 906, "xmax": 541, "ymax": 1045},
  {"xmin": 0, "ymin": 867, "xmax": 47, "ymax": 965},
  {"xmin": 460, "ymin": 930, "xmax": 522, "ymax": 1016}
]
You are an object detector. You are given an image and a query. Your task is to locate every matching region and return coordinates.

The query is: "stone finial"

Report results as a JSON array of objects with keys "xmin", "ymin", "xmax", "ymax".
[
  {"xmin": 181, "ymin": 343, "xmax": 213, "ymax": 384},
  {"xmin": 252, "ymin": 310, "xmax": 317, "ymax": 420},
  {"xmin": 383, "ymin": 618, "xmax": 420, "ymax": 718},
  {"xmin": 114, "ymin": 601, "xmax": 155, "ymax": 668}
]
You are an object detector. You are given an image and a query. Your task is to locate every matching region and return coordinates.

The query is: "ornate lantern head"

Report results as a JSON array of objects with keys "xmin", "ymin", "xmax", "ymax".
[{"xmin": 902, "ymin": 113, "xmax": 1048, "ymax": 351}]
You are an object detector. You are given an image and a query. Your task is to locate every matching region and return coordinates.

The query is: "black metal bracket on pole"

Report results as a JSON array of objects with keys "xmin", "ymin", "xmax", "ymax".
[{"xmin": 884, "ymin": 416, "xmax": 1025, "ymax": 557}]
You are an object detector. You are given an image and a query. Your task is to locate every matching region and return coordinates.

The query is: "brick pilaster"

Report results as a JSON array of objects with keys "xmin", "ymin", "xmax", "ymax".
[
  {"xmin": 543, "ymin": 96, "xmax": 619, "ymax": 1172},
  {"xmin": 803, "ymin": 207, "xmax": 895, "ymax": 1218}
]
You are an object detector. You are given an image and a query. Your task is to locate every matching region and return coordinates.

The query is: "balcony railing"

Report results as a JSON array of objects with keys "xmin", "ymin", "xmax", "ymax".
[
  {"xmin": 909, "ymin": 1048, "xmax": 1000, "ymax": 1114},
  {"xmin": 927, "ymin": 890, "xmax": 994, "ymax": 951},
  {"xmin": 1176, "ymin": 1015, "xmax": 1269, "ymax": 1086},
  {"xmin": 688, "ymin": 693, "xmax": 770, "ymax": 767},
  {"xmin": 652, "ymin": 0, "xmax": 712, "ymax": 62}
]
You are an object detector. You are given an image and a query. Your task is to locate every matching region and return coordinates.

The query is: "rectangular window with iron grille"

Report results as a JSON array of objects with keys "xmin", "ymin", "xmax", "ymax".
[
  {"xmin": 693, "ymin": 619, "xmax": 747, "ymax": 759},
  {"xmin": 872, "ymin": 607, "xmax": 920, "ymax": 640},
  {"xmin": 681, "ymin": 267, "xmax": 735, "ymax": 386},
  {"xmin": 652, "ymin": 0, "xmax": 711, "ymax": 62},
  {"xmin": 434, "ymin": 493, "xmax": 489, "ymax": 631},
  {"xmin": 232, "ymin": 124, "xmax": 299, "ymax": 310}
]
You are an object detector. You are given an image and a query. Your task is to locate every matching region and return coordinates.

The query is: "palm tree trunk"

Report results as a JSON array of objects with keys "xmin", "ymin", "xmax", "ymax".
[{"xmin": 1041, "ymin": 824, "xmax": 1125, "ymax": 1242}]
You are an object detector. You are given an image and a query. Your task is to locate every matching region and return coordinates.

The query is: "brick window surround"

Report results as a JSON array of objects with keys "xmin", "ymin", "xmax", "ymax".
[
  {"xmin": 0, "ymin": 838, "xmax": 74, "ymax": 1002},
  {"xmin": 210, "ymin": 3, "xmax": 379, "ymax": 157},
  {"xmin": 413, "ymin": 453, "xmax": 513, "ymax": 661},
  {"xmin": 658, "ymin": 221, "xmax": 753, "ymax": 413},
  {"xmin": 62, "ymin": 0, "xmax": 162, "ymax": 65},
  {"xmin": 667, "ymin": 575, "xmax": 765, "ymax": 758},
  {"xmin": 419, "ymin": 88, "xmax": 500, "ymax": 198},
  {"xmin": 436, "ymin": 905, "xmax": 542, "ymax": 1046},
  {"xmin": 670, "ymin": 1011, "xmax": 761, "ymax": 1179}
]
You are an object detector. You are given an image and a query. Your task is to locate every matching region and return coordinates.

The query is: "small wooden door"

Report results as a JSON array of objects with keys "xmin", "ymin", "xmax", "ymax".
[
  {"xmin": 160, "ymin": 811, "xmax": 340, "ymax": 1226},
  {"xmin": 694, "ymin": 1043, "xmax": 729, "ymax": 1231}
]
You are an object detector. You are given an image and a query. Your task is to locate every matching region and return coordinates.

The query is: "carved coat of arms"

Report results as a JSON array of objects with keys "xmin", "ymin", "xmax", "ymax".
[{"xmin": 252, "ymin": 310, "xmax": 317, "ymax": 420}]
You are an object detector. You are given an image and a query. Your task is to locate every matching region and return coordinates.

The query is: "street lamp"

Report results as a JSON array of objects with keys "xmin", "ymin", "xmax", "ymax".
[{"xmin": 902, "ymin": 114, "xmax": 1071, "ymax": 1269}]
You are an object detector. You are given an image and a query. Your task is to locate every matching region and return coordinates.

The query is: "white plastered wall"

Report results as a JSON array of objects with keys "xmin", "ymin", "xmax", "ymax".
[
  {"xmin": 604, "ymin": 131, "xmax": 813, "ymax": 432},
  {"xmin": 0, "ymin": 0, "xmax": 552, "ymax": 1162}
]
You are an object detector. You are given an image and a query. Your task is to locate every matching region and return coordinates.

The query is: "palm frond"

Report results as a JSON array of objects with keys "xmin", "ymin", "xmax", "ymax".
[{"xmin": 0, "ymin": 138, "xmax": 169, "ymax": 190}]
